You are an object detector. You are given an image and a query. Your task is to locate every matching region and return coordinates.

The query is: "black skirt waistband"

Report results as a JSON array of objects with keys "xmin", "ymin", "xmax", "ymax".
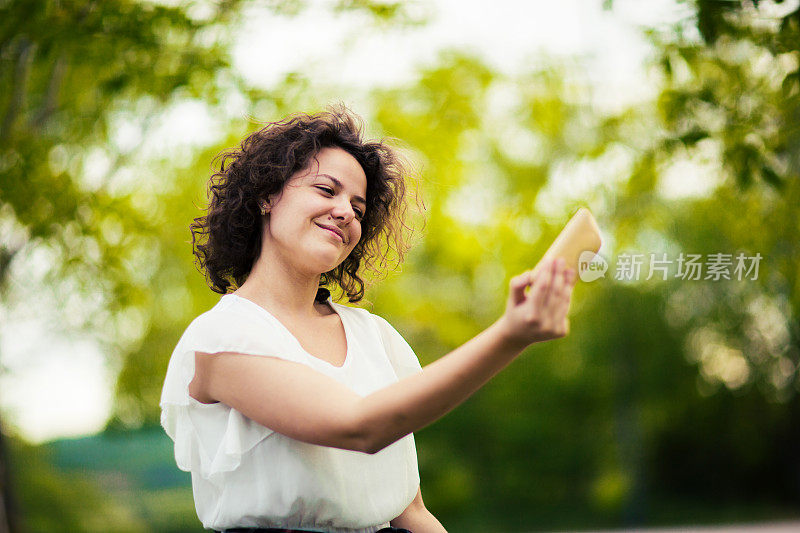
[{"xmin": 217, "ymin": 527, "xmax": 412, "ymax": 533}]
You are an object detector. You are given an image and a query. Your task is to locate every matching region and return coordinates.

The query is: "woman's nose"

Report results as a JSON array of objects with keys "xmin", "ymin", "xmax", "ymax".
[{"xmin": 331, "ymin": 199, "xmax": 356, "ymax": 222}]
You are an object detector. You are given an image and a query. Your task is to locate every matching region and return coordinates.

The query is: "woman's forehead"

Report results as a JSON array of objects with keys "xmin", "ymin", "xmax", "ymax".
[
  {"xmin": 294, "ymin": 149, "xmax": 366, "ymax": 190},
  {"xmin": 312, "ymin": 148, "xmax": 365, "ymax": 176}
]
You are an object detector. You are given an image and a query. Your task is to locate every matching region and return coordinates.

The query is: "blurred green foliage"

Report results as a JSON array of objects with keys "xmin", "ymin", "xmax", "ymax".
[
  {"xmin": 8, "ymin": 427, "xmax": 197, "ymax": 532},
  {"xmin": 2, "ymin": 0, "xmax": 800, "ymax": 532}
]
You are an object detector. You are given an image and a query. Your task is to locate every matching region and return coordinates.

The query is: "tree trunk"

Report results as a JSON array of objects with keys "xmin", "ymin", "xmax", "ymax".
[{"xmin": 0, "ymin": 420, "xmax": 17, "ymax": 533}]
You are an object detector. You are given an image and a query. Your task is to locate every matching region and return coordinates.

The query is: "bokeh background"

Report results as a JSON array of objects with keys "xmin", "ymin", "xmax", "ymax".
[{"xmin": 1, "ymin": 0, "xmax": 799, "ymax": 531}]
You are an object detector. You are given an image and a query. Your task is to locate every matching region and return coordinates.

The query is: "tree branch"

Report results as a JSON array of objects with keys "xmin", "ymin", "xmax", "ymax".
[
  {"xmin": 0, "ymin": 37, "xmax": 36, "ymax": 142},
  {"xmin": 31, "ymin": 52, "xmax": 68, "ymax": 132}
]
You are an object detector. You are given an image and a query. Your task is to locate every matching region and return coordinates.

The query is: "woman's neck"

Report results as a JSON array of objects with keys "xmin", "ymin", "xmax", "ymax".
[{"xmin": 234, "ymin": 255, "xmax": 326, "ymax": 321}]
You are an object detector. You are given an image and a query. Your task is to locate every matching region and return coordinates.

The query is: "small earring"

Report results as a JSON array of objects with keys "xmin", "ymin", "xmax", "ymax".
[{"xmin": 259, "ymin": 203, "xmax": 268, "ymax": 215}]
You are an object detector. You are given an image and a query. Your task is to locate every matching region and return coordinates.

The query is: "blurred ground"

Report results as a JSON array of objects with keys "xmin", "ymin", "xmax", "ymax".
[{"xmin": 582, "ymin": 521, "xmax": 800, "ymax": 532}]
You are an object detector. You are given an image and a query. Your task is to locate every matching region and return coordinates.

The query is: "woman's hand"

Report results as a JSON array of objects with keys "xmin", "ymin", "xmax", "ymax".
[{"xmin": 497, "ymin": 257, "xmax": 577, "ymax": 349}]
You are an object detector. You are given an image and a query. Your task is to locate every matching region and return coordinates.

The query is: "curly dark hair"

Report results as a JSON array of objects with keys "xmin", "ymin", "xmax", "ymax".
[{"xmin": 190, "ymin": 105, "xmax": 420, "ymax": 303}]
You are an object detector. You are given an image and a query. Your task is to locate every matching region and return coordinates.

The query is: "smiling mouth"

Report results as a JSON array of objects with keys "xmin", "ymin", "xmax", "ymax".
[{"xmin": 317, "ymin": 224, "xmax": 344, "ymax": 243}]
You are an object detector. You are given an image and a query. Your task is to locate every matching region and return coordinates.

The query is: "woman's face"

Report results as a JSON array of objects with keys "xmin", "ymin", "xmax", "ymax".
[{"xmin": 261, "ymin": 146, "xmax": 368, "ymax": 276}]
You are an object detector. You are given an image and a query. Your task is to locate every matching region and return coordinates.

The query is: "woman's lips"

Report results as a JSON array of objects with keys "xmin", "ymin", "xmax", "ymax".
[{"xmin": 317, "ymin": 224, "xmax": 344, "ymax": 242}]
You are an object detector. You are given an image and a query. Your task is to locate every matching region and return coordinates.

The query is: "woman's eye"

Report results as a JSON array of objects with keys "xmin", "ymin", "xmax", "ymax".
[{"xmin": 317, "ymin": 186, "xmax": 363, "ymax": 220}]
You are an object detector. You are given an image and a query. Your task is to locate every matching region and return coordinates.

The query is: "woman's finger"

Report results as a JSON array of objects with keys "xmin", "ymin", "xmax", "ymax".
[
  {"xmin": 564, "ymin": 267, "xmax": 577, "ymax": 287},
  {"xmin": 539, "ymin": 258, "xmax": 563, "ymax": 308},
  {"xmin": 554, "ymin": 268, "xmax": 576, "ymax": 323},
  {"xmin": 528, "ymin": 259, "xmax": 556, "ymax": 315},
  {"xmin": 550, "ymin": 260, "xmax": 566, "ymax": 305}
]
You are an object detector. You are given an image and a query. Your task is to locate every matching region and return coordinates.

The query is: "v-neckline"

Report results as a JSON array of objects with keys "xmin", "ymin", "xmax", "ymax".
[{"xmin": 225, "ymin": 293, "xmax": 352, "ymax": 370}]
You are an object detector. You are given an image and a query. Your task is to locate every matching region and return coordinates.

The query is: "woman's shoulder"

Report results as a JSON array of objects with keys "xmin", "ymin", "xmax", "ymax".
[
  {"xmin": 188, "ymin": 293, "xmax": 269, "ymax": 326},
  {"xmin": 330, "ymin": 301, "xmax": 413, "ymax": 350},
  {"xmin": 328, "ymin": 299, "xmax": 390, "ymax": 333},
  {"xmin": 179, "ymin": 294, "xmax": 288, "ymax": 353},
  {"xmin": 326, "ymin": 301, "xmax": 422, "ymax": 378}
]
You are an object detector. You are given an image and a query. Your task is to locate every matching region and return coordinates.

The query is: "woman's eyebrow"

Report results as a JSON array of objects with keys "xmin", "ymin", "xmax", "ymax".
[{"xmin": 317, "ymin": 174, "xmax": 366, "ymax": 205}]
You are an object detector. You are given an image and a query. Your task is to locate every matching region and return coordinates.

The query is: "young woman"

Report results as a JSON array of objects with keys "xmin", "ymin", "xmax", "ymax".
[{"xmin": 160, "ymin": 107, "xmax": 576, "ymax": 533}]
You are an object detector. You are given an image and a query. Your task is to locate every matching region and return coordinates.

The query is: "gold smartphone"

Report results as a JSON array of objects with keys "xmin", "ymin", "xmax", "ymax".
[{"xmin": 531, "ymin": 207, "xmax": 602, "ymax": 280}]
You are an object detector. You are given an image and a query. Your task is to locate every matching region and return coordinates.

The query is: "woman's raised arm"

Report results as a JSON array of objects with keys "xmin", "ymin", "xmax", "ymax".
[{"xmin": 192, "ymin": 257, "xmax": 576, "ymax": 454}]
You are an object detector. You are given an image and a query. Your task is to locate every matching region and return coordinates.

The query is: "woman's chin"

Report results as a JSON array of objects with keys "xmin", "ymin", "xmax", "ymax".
[{"xmin": 302, "ymin": 248, "xmax": 345, "ymax": 273}]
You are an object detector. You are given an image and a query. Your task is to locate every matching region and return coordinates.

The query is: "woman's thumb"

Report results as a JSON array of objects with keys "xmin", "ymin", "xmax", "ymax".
[{"xmin": 509, "ymin": 270, "xmax": 533, "ymax": 305}]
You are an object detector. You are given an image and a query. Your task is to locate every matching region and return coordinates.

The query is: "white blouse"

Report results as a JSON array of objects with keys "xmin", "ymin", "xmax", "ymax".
[{"xmin": 160, "ymin": 293, "xmax": 422, "ymax": 532}]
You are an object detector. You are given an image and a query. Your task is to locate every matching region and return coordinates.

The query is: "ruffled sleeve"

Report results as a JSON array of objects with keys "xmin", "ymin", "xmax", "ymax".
[
  {"xmin": 370, "ymin": 314, "xmax": 423, "ymax": 380},
  {"xmin": 159, "ymin": 301, "xmax": 301, "ymax": 482}
]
